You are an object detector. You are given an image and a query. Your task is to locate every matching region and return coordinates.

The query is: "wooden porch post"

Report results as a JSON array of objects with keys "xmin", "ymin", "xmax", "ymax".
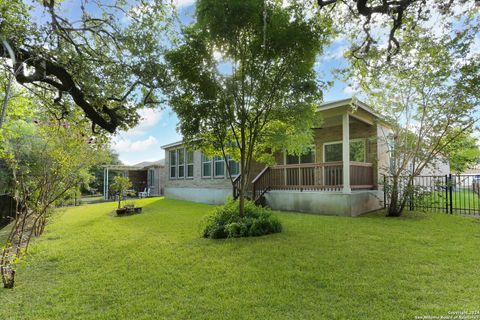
[{"xmin": 342, "ymin": 113, "xmax": 351, "ymax": 193}]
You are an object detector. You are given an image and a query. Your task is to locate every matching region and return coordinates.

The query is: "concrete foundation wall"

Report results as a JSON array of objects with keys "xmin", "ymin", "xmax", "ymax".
[
  {"xmin": 165, "ymin": 187, "xmax": 231, "ymax": 205},
  {"xmin": 265, "ymin": 190, "xmax": 384, "ymax": 216}
]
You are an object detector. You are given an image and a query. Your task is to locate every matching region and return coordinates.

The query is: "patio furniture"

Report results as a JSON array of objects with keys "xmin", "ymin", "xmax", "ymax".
[{"xmin": 138, "ymin": 188, "xmax": 150, "ymax": 198}]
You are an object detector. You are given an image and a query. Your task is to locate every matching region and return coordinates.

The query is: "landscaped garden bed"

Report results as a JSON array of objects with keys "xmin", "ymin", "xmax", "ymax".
[{"xmin": 116, "ymin": 204, "xmax": 142, "ymax": 216}]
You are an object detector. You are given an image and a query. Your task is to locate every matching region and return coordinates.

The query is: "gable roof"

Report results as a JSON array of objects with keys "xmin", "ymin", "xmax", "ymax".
[
  {"xmin": 161, "ymin": 98, "xmax": 383, "ymax": 150},
  {"xmin": 318, "ymin": 98, "xmax": 381, "ymax": 118}
]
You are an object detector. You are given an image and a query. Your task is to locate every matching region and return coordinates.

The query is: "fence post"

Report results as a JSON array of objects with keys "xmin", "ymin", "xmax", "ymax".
[
  {"xmin": 449, "ymin": 174, "xmax": 453, "ymax": 214},
  {"xmin": 444, "ymin": 175, "xmax": 448, "ymax": 213}
]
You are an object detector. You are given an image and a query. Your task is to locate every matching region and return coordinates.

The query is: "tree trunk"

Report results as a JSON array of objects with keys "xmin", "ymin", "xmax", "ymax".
[
  {"xmin": 0, "ymin": 73, "xmax": 13, "ymax": 129},
  {"xmin": 387, "ymin": 176, "xmax": 402, "ymax": 217},
  {"xmin": 239, "ymin": 188, "xmax": 245, "ymax": 218}
]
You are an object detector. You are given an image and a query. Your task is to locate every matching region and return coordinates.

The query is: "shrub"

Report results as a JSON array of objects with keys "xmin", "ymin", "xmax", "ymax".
[{"xmin": 202, "ymin": 198, "xmax": 282, "ymax": 239}]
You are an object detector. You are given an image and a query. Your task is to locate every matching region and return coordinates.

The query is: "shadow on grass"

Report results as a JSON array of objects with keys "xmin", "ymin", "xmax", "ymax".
[{"xmin": 360, "ymin": 209, "xmax": 433, "ymax": 221}]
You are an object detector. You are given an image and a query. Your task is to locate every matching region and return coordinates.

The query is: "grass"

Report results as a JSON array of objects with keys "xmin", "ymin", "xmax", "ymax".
[
  {"xmin": 80, "ymin": 195, "xmax": 111, "ymax": 205},
  {"xmin": 417, "ymin": 188, "xmax": 480, "ymax": 213},
  {"xmin": 0, "ymin": 198, "xmax": 479, "ymax": 319}
]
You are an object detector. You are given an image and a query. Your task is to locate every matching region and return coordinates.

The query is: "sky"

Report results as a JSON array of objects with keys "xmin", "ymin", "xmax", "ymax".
[{"xmin": 111, "ymin": 1, "xmax": 354, "ymax": 165}]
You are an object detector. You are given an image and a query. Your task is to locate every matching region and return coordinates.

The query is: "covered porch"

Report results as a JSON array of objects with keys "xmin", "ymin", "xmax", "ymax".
[
  {"xmin": 103, "ymin": 165, "xmax": 148, "ymax": 200},
  {"xmin": 239, "ymin": 99, "xmax": 383, "ymax": 216}
]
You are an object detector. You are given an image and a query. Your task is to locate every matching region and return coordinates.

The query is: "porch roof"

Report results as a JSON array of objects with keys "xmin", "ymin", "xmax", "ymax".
[
  {"xmin": 318, "ymin": 98, "xmax": 381, "ymax": 118},
  {"xmin": 161, "ymin": 140, "xmax": 183, "ymax": 150},
  {"xmin": 102, "ymin": 165, "xmax": 145, "ymax": 171}
]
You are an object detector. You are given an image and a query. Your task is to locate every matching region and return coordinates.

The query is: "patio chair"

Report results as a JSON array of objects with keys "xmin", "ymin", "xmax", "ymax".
[{"xmin": 138, "ymin": 188, "xmax": 150, "ymax": 198}]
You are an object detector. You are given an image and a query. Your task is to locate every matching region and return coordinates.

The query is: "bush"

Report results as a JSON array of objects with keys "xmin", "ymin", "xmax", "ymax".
[{"xmin": 202, "ymin": 198, "xmax": 282, "ymax": 239}]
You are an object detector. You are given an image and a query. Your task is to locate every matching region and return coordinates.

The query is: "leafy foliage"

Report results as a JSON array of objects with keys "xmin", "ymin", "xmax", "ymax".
[
  {"xmin": 317, "ymin": 0, "xmax": 479, "ymax": 61},
  {"xmin": 443, "ymin": 130, "xmax": 480, "ymax": 173},
  {"xmin": 0, "ymin": 0, "xmax": 174, "ymax": 132},
  {"xmin": 0, "ymin": 85, "xmax": 112, "ymax": 287},
  {"xmin": 202, "ymin": 198, "xmax": 282, "ymax": 239},
  {"xmin": 347, "ymin": 24, "xmax": 480, "ymax": 216},
  {"xmin": 110, "ymin": 176, "xmax": 133, "ymax": 209},
  {"xmin": 165, "ymin": 0, "xmax": 333, "ymax": 214}
]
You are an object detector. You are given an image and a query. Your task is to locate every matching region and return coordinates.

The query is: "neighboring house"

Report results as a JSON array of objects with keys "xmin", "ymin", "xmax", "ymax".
[
  {"xmin": 103, "ymin": 160, "xmax": 165, "ymax": 199},
  {"xmin": 161, "ymin": 98, "xmax": 448, "ymax": 216},
  {"xmin": 463, "ymin": 164, "xmax": 480, "ymax": 176}
]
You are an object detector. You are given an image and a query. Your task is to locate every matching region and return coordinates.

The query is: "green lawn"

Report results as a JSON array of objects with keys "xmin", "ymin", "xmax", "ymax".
[
  {"xmin": 1, "ymin": 198, "xmax": 479, "ymax": 319},
  {"xmin": 416, "ymin": 188, "xmax": 480, "ymax": 214}
]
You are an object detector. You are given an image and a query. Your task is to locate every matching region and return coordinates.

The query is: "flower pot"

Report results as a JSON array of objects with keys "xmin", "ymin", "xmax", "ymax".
[{"xmin": 116, "ymin": 208, "xmax": 127, "ymax": 215}]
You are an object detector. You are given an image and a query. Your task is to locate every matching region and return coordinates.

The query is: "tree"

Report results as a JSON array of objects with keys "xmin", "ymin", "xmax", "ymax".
[
  {"xmin": 316, "ymin": 0, "xmax": 479, "ymax": 60},
  {"xmin": 85, "ymin": 149, "xmax": 123, "ymax": 196},
  {"xmin": 165, "ymin": 0, "xmax": 332, "ymax": 215},
  {"xmin": 0, "ymin": 112, "xmax": 110, "ymax": 288},
  {"xmin": 110, "ymin": 176, "xmax": 133, "ymax": 209},
  {"xmin": 348, "ymin": 25, "xmax": 479, "ymax": 216},
  {"xmin": 0, "ymin": 0, "xmax": 174, "ymax": 133},
  {"xmin": 443, "ymin": 130, "xmax": 480, "ymax": 173}
]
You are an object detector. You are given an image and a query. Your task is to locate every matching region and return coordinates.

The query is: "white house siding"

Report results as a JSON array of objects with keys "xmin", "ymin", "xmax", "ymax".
[{"xmin": 419, "ymin": 159, "xmax": 450, "ymax": 176}]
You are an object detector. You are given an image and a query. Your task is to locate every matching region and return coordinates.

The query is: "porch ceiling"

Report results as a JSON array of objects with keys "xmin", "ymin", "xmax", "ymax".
[
  {"xmin": 317, "ymin": 115, "xmax": 368, "ymax": 128},
  {"xmin": 317, "ymin": 104, "xmax": 376, "ymax": 126}
]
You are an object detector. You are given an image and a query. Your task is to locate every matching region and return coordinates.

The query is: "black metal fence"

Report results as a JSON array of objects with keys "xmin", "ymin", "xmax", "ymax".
[
  {"xmin": 0, "ymin": 195, "xmax": 16, "ymax": 228},
  {"xmin": 384, "ymin": 174, "xmax": 480, "ymax": 215}
]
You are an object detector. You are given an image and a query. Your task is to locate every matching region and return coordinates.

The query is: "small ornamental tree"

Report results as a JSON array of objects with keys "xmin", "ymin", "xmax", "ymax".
[
  {"xmin": 110, "ymin": 176, "xmax": 133, "ymax": 209},
  {"xmin": 165, "ymin": 0, "xmax": 333, "ymax": 216},
  {"xmin": 0, "ymin": 104, "xmax": 109, "ymax": 288},
  {"xmin": 348, "ymin": 25, "xmax": 480, "ymax": 216}
]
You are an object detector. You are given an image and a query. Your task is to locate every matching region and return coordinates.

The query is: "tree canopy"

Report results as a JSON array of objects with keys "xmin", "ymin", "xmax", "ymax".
[
  {"xmin": 347, "ymin": 23, "xmax": 479, "ymax": 216},
  {"xmin": 316, "ymin": 0, "xmax": 479, "ymax": 60},
  {"xmin": 165, "ymin": 0, "xmax": 333, "ymax": 214},
  {"xmin": 0, "ymin": 0, "xmax": 174, "ymax": 133}
]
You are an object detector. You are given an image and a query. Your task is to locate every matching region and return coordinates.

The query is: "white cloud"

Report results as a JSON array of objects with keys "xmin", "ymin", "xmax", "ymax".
[
  {"xmin": 120, "ymin": 108, "xmax": 164, "ymax": 137},
  {"xmin": 112, "ymin": 136, "xmax": 159, "ymax": 153},
  {"xmin": 343, "ymin": 86, "xmax": 355, "ymax": 94},
  {"xmin": 173, "ymin": 0, "xmax": 196, "ymax": 7}
]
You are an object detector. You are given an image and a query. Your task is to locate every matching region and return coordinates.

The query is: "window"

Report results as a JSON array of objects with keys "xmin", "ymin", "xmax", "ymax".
[
  {"xmin": 227, "ymin": 156, "xmax": 240, "ymax": 176},
  {"xmin": 214, "ymin": 156, "xmax": 225, "ymax": 177},
  {"xmin": 324, "ymin": 143, "xmax": 342, "ymax": 162},
  {"xmin": 285, "ymin": 147, "xmax": 315, "ymax": 164},
  {"xmin": 169, "ymin": 150, "xmax": 177, "ymax": 179},
  {"xmin": 186, "ymin": 150, "xmax": 194, "ymax": 178},
  {"xmin": 178, "ymin": 149, "xmax": 185, "ymax": 178},
  {"xmin": 324, "ymin": 140, "xmax": 366, "ymax": 162},
  {"xmin": 202, "ymin": 154, "xmax": 212, "ymax": 177},
  {"xmin": 170, "ymin": 148, "xmax": 194, "ymax": 179}
]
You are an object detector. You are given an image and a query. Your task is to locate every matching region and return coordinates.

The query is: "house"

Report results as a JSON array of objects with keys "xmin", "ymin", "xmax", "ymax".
[
  {"xmin": 161, "ymin": 98, "xmax": 448, "ymax": 216},
  {"xmin": 103, "ymin": 160, "xmax": 165, "ymax": 199}
]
